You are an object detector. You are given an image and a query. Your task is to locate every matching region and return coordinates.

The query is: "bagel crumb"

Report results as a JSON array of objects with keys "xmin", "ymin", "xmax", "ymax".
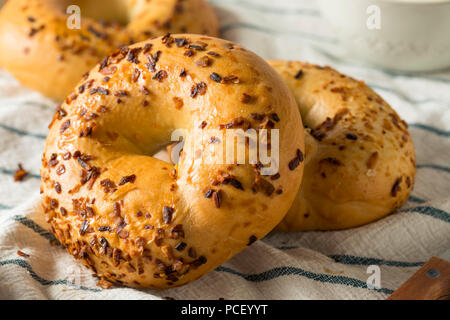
[
  {"xmin": 213, "ymin": 190, "xmax": 222, "ymax": 208},
  {"xmin": 56, "ymin": 106, "xmax": 67, "ymax": 119},
  {"xmin": 118, "ymin": 174, "xmax": 136, "ymax": 186},
  {"xmin": 60, "ymin": 119, "xmax": 70, "ymax": 133},
  {"xmin": 190, "ymin": 82, "xmax": 207, "ymax": 98},
  {"xmin": 188, "ymin": 42, "xmax": 207, "ymax": 51},
  {"xmin": 210, "ymin": 72, "xmax": 222, "ymax": 83},
  {"xmin": 222, "ymin": 177, "xmax": 244, "ymax": 190},
  {"xmin": 113, "ymin": 248, "xmax": 121, "ymax": 266},
  {"xmin": 153, "ymin": 70, "xmax": 168, "ymax": 81},
  {"xmin": 87, "ymin": 25, "xmax": 108, "ymax": 40},
  {"xmin": 173, "ymin": 97, "xmax": 184, "ymax": 109},
  {"xmin": 288, "ymin": 149, "xmax": 304, "ymax": 170},
  {"xmin": 79, "ymin": 220, "xmax": 89, "ymax": 235},
  {"xmin": 54, "ymin": 182, "xmax": 61, "ymax": 193},
  {"xmin": 252, "ymin": 178, "xmax": 275, "ymax": 196},
  {"xmin": 99, "ymin": 56, "xmax": 109, "ymax": 71},
  {"xmin": 184, "ymin": 49, "xmax": 194, "ymax": 57},
  {"xmin": 66, "ymin": 93, "xmax": 78, "ymax": 103},
  {"xmin": 294, "ymin": 69, "xmax": 303, "ymax": 79},
  {"xmin": 240, "ymin": 93, "xmax": 252, "ymax": 103},
  {"xmin": 247, "ymin": 235, "xmax": 257, "ymax": 246},
  {"xmin": 48, "ymin": 154, "xmax": 58, "ymax": 167},
  {"xmin": 49, "ymin": 198, "xmax": 58, "ymax": 210},
  {"xmin": 155, "ymin": 229, "xmax": 165, "ymax": 246},
  {"xmin": 250, "ymin": 113, "xmax": 264, "ymax": 121},
  {"xmin": 175, "ymin": 38, "xmax": 187, "ymax": 47},
  {"xmin": 78, "ymin": 83, "xmax": 86, "ymax": 93},
  {"xmin": 114, "ymin": 90, "xmax": 128, "ymax": 97},
  {"xmin": 391, "ymin": 177, "xmax": 403, "ymax": 197},
  {"xmin": 270, "ymin": 113, "xmax": 280, "ymax": 122},
  {"xmin": 220, "ymin": 117, "xmax": 250, "ymax": 130},
  {"xmin": 196, "ymin": 56, "xmax": 211, "ymax": 67},
  {"xmin": 170, "ymin": 224, "xmax": 184, "ymax": 239},
  {"xmin": 143, "ymin": 43, "xmax": 153, "ymax": 54},
  {"xmin": 406, "ymin": 177, "xmax": 411, "ymax": 188},
  {"xmin": 163, "ymin": 206, "xmax": 174, "ymax": 224},
  {"xmin": 161, "ymin": 32, "xmax": 172, "ymax": 43},
  {"xmin": 367, "ymin": 152, "xmax": 379, "ymax": 169},
  {"xmin": 118, "ymin": 227, "xmax": 129, "ymax": 239},
  {"xmin": 320, "ymin": 157, "xmax": 341, "ymax": 166},
  {"xmin": 77, "ymin": 156, "xmax": 91, "ymax": 170},
  {"xmin": 56, "ymin": 164, "xmax": 65, "ymax": 175},
  {"xmin": 222, "ymin": 75, "xmax": 239, "ymax": 84},
  {"xmin": 113, "ymin": 202, "xmax": 121, "ymax": 216},
  {"xmin": 259, "ymin": 117, "xmax": 274, "ymax": 129},
  {"xmin": 172, "ymin": 259, "xmax": 184, "ymax": 272},
  {"xmin": 270, "ymin": 173, "xmax": 280, "ymax": 180},
  {"xmin": 311, "ymin": 131, "xmax": 326, "ymax": 141},
  {"xmin": 97, "ymin": 278, "xmax": 113, "ymax": 289},
  {"xmin": 127, "ymin": 47, "xmax": 142, "ymax": 64},
  {"xmin": 100, "ymin": 179, "xmax": 117, "ymax": 193},
  {"xmin": 28, "ymin": 25, "xmax": 44, "ymax": 37},
  {"xmin": 207, "ymin": 51, "xmax": 220, "ymax": 57},
  {"xmin": 188, "ymin": 247, "xmax": 197, "ymax": 258},
  {"xmin": 225, "ymin": 43, "xmax": 234, "ymax": 50},
  {"xmin": 17, "ymin": 250, "xmax": 30, "ymax": 258},
  {"xmin": 205, "ymin": 189, "xmax": 214, "ymax": 198},
  {"xmin": 146, "ymin": 51, "xmax": 161, "ymax": 72},
  {"xmin": 100, "ymin": 66, "xmax": 117, "ymax": 76},
  {"xmin": 175, "ymin": 242, "xmax": 187, "ymax": 251},
  {"xmin": 346, "ymin": 133, "xmax": 358, "ymax": 140},
  {"xmin": 90, "ymin": 87, "xmax": 110, "ymax": 95},
  {"xmin": 209, "ymin": 136, "xmax": 220, "ymax": 144},
  {"xmin": 192, "ymin": 256, "xmax": 207, "ymax": 268},
  {"xmin": 161, "ymin": 246, "xmax": 173, "ymax": 260},
  {"xmin": 131, "ymin": 69, "xmax": 140, "ymax": 82},
  {"xmin": 140, "ymin": 86, "xmax": 150, "ymax": 95}
]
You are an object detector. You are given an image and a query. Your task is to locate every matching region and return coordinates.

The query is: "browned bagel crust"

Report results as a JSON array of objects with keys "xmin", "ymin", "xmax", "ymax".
[
  {"xmin": 269, "ymin": 60, "xmax": 416, "ymax": 231},
  {"xmin": 40, "ymin": 35, "xmax": 305, "ymax": 289},
  {"xmin": 0, "ymin": 0, "xmax": 219, "ymax": 101}
]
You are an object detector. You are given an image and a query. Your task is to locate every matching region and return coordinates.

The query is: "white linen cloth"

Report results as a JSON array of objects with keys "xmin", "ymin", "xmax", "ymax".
[{"xmin": 0, "ymin": 0, "xmax": 449, "ymax": 300}]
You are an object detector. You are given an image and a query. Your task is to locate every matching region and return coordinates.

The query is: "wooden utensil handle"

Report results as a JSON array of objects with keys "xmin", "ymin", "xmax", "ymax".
[{"xmin": 388, "ymin": 257, "xmax": 450, "ymax": 300}]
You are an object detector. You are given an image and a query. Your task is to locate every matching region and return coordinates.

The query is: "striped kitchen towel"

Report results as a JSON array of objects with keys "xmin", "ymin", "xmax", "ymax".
[{"xmin": 0, "ymin": 0, "xmax": 449, "ymax": 300}]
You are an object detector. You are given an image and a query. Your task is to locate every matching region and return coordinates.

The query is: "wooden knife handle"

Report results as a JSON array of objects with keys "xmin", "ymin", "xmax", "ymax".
[{"xmin": 388, "ymin": 257, "xmax": 450, "ymax": 300}]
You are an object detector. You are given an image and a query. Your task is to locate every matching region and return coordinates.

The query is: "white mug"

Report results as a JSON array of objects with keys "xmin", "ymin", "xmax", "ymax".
[{"xmin": 318, "ymin": 0, "xmax": 450, "ymax": 72}]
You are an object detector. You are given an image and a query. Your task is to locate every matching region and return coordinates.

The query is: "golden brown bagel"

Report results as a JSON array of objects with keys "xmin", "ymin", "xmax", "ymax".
[
  {"xmin": 40, "ymin": 35, "xmax": 305, "ymax": 289},
  {"xmin": 268, "ymin": 60, "xmax": 416, "ymax": 231},
  {"xmin": 0, "ymin": 0, "xmax": 219, "ymax": 101}
]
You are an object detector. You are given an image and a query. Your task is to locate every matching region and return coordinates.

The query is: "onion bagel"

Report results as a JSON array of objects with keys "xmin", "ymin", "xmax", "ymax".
[
  {"xmin": 269, "ymin": 60, "xmax": 416, "ymax": 231},
  {"xmin": 40, "ymin": 35, "xmax": 305, "ymax": 289},
  {"xmin": 0, "ymin": 0, "xmax": 219, "ymax": 101}
]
